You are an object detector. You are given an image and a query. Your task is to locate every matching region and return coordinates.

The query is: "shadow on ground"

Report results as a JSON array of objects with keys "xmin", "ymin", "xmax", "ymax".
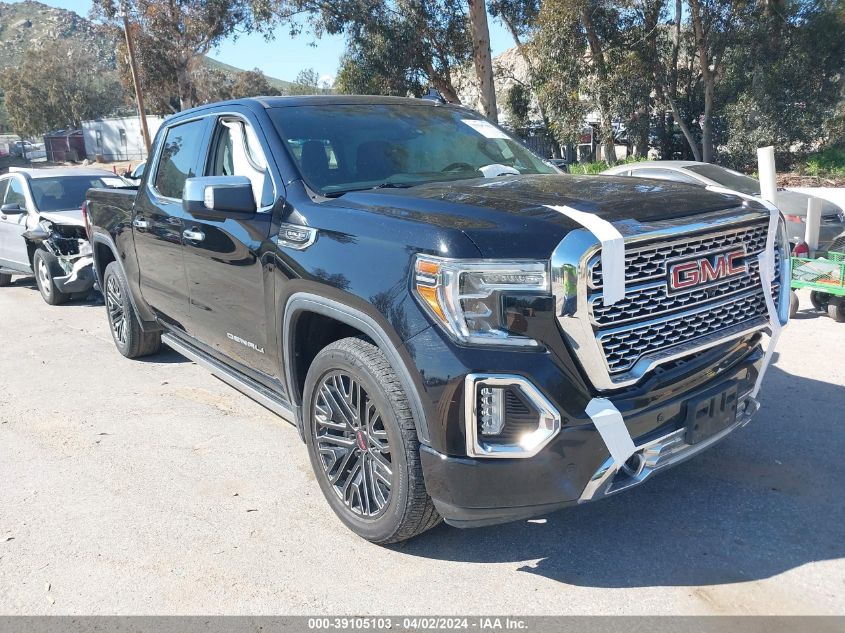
[{"xmin": 398, "ymin": 363, "xmax": 844, "ymax": 589}]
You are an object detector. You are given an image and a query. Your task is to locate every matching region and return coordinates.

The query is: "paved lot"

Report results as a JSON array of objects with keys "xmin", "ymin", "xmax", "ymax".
[{"xmin": 0, "ymin": 279, "xmax": 843, "ymax": 615}]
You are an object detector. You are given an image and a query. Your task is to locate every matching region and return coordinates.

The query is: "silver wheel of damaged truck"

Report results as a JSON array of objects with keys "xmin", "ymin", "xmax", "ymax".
[
  {"xmin": 33, "ymin": 249, "xmax": 69, "ymax": 306},
  {"xmin": 303, "ymin": 337, "xmax": 441, "ymax": 544},
  {"xmin": 102, "ymin": 261, "xmax": 161, "ymax": 359}
]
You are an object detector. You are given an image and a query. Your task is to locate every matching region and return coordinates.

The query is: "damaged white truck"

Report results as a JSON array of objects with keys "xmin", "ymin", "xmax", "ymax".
[{"xmin": 0, "ymin": 168, "xmax": 125, "ymax": 305}]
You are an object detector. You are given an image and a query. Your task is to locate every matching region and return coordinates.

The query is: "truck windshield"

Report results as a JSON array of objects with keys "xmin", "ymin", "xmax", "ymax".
[
  {"xmin": 30, "ymin": 176, "xmax": 122, "ymax": 212},
  {"xmin": 269, "ymin": 103, "xmax": 555, "ymax": 196}
]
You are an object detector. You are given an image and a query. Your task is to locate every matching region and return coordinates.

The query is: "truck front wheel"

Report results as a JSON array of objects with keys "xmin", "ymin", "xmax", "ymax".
[
  {"xmin": 103, "ymin": 261, "xmax": 161, "ymax": 358},
  {"xmin": 303, "ymin": 337, "xmax": 441, "ymax": 543}
]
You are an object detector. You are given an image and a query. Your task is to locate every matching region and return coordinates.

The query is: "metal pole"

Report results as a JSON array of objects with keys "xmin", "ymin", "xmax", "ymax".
[{"xmin": 122, "ymin": 8, "xmax": 151, "ymax": 156}]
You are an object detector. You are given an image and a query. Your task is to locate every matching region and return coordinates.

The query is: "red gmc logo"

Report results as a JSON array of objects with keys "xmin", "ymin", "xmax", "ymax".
[{"xmin": 669, "ymin": 250, "xmax": 747, "ymax": 292}]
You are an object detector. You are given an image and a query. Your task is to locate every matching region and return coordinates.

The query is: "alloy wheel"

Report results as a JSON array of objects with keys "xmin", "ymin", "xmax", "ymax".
[
  {"xmin": 105, "ymin": 274, "xmax": 127, "ymax": 346},
  {"xmin": 36, "ymin": 257, "xmax": 51, "ymax": 297},
  {"xmin": 313, "ymin": 371, "xmax": 393, "ymax": 517}
]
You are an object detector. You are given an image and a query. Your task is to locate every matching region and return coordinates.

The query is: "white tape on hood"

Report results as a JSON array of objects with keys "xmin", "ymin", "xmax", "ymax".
[
  {"xmin": 585, "ymin": 398, "xmax": 637, "ymax": 467},
  {"xmin": 546, "ymin": 205, "xmax": 626, "ymax": 305},
  {"xmin": 705, "ymin": 186, "xmax": 785, "ymax": 398}
]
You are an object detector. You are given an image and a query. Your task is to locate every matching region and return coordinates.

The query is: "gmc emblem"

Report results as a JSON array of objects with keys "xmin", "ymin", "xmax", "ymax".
[{"xmin": 668, "ymin": 250, "xmax": 747, "ymax": 292}]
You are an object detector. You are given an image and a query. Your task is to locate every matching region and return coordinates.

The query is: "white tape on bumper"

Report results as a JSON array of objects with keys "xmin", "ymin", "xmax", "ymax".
[
  {"xmin": 585, "ymin": 398, "xmax": 636, "ymax": 467},
  {"xmin": 546, "ymin": 205, "xmax": 626, "ymax": 305}
]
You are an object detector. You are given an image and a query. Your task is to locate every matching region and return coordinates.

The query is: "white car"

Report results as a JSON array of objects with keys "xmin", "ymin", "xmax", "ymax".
[
  {"xmin": 601, "ymin": 160, "xmax": 845, "ymax": 249},
  {"xmin": 0, "ymin": 168, "xmax": 127, "ymax": 304}
]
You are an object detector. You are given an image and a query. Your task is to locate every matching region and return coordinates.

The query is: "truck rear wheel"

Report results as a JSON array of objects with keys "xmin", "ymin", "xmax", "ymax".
[
  {"xmin": 103, "ymin": 261, "xmax": 161, "ymax": 358},
  {"xmin": 303, "ymin": 337, "xmax": 441, "ymax": 544},
  {"xmin": 0, "ymin": 273, "xmax": 11, "ymax": 287},
  {"xmin": 33, "ymin": 249, "xmax": 69, "ymax": 306}
]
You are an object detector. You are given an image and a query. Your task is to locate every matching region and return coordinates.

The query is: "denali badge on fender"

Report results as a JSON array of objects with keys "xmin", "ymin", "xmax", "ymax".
[{"xmin": 668, "ymin": 249, "xmax": 747, "ymax": 292}]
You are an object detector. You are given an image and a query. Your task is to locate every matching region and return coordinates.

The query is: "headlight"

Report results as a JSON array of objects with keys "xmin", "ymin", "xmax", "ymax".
[{"xmin": 413, "ymin": 255, "xmax": 549, "ymax": 346}]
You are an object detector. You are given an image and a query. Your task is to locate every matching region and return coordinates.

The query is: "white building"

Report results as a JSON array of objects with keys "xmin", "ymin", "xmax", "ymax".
[{"xmin": 82, "ymin": 115, "xmax": 165, "ymax": 162}]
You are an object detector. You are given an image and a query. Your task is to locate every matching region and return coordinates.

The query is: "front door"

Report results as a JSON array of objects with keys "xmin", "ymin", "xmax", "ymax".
[
  {"xmin": 0, "ymin": 176, "xmax": 32, "ymax": 271},
  {"xmin": 133, "ymin": 117, "xmax": 209, "ymax": 330},
  {"xmin": 180, "ymin": 114, "xmax": 279, "ymax": 379}
]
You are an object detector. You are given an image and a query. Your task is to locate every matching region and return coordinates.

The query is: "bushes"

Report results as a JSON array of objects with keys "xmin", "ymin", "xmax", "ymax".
[
  {"xmin": 801, "ymin": 147, "xmax": 845, "ymax": 179},
  {"xmin": 568, "ymin": 156, "xmax": 646, "ymax": 175}
]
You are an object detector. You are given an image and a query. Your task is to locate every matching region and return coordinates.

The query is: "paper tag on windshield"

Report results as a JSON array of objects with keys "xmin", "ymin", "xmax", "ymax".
[{"xmin": 462, "ymin": 119, "xmax": 509, "ymax": 139}]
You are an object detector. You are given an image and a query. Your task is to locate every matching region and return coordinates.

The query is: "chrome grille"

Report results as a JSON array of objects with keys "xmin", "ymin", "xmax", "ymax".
[
  {"xmin": 588, "ymin": 219, "xmax": 779, "ymax": 378},
  {"xmin": 599, "ymin": 293, "xmax": 770, "ymax": 373},
  {"xmin": 591, "ymin": 251, "xmax": 782, "ymax": 326},
  {"xmin": 590, "ymin": 222, "xmax": 770, "ymax": 288}
]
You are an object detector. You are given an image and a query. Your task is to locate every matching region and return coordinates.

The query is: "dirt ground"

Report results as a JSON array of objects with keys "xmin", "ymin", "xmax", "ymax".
[{"xmin": 0, "ymin": 282, "xmax": 843, "ymax": 615}]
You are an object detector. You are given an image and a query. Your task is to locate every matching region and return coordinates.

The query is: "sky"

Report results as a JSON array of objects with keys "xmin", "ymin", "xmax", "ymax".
[{"xmin": 22, "ymin": 0, "xmax": 516, "ymax": 85}]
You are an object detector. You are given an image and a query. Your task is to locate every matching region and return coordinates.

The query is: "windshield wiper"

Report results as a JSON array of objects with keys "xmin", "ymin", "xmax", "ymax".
[
  {"xmin": 322, "ymin": 182, "xmax": 423, "ymax": 198},
  {"xmin": 372, "ymin": 182, "xmax": 416, "ymax": 190}
]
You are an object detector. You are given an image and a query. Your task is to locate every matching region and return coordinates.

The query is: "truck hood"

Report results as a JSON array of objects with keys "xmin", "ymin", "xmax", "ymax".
[
  {"xmin": 39, "ymin": 209, "xmax": 85, "ymax": 227},
  {"xmin": 330, "ymin": 174, "xmax": 741, "ymax": 258}
]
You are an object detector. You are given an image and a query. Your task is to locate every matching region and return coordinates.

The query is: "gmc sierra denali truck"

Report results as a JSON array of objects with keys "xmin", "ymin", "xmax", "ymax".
[{"xmin": 86, "ymin": 96, "xmax": 789, "ymax": 543}]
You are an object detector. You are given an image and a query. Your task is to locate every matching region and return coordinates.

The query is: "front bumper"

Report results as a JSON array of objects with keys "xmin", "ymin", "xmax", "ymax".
[
  {"xmin": 420, "ymin": 347, "xmax": 762, "ymax": 528},
  {"xmin": 53, "ymin": 256, "xmax": 95, "ymax": 294}
]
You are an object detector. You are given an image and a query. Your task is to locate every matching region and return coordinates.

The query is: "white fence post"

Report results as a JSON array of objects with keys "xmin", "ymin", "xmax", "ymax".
[
  {"xmin": 805, "ymin": 197, "xmax": 822, "ymax": 252},
  {"xmin": 757, "ymin": 146, "xmax": 778, "ymax": 207}
]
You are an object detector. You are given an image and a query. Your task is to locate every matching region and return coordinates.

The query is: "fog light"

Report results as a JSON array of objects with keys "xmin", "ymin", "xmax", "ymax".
[{"xmin": 479, "ymin": 387, "xmax": 505, "ymax": 435}]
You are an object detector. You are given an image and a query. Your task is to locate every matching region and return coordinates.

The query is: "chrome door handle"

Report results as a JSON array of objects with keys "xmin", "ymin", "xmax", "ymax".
[
  {"xmin": 132, "ymin": 218, "xmax": 151, "ymax": 229},
  {"xmin": 182, "ymin": 229, "xmax": 205, "ymax": 242}
]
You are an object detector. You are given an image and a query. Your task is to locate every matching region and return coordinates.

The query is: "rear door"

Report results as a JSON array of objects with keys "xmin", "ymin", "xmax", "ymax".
[
  {"xmin": 179, "ymin": 112, "xmax": 279, "ymax": 378},
  {"xmin": 0, "ymin": 176, "xmax": 33, "ymax": 270},
  {"xmin": 133, "ymin": 117, "xmax": 210, "ymax": 330}
]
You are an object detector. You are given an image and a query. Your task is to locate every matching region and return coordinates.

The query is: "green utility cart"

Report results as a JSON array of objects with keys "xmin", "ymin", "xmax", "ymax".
[{"xmin": 790, "ymin": 251, "xmax": 845, "ymax": 322}]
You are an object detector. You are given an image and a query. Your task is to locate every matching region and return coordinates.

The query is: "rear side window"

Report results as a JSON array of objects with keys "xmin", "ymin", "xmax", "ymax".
[{"xmin": 154, "ymin": 119, "xmax": 207, "ymax": 199}]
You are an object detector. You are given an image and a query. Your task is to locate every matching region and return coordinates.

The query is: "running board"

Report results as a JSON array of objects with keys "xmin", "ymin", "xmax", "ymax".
[{"xmin": 161, "ymin": 333, "xmax": 297, "ymax": 425}]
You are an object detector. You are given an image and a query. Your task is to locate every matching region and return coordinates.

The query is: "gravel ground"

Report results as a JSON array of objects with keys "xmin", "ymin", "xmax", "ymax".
[{"xmin": 0, "ymin": 280, "xmax": 843, "ymax": 615}]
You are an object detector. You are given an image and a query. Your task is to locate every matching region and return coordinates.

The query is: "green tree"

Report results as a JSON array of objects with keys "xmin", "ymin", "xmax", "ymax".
[
  {"xmin": 94, "ymin": 0, "xmax": 279, "ymax": 111},
  {"xmin": 0, "ymin": 42, "xmax": 124, "ymax": 137},
  {"xmin": 232, "ymin": 69, "xmax": 282, "ymax": 98},
  {"xmin": 282, "ymin": 0, "xmax": 471, "ymax": 103},
  {"xmin": 504, "ymin": 83, "xmax": 531, "ymax": 129}
]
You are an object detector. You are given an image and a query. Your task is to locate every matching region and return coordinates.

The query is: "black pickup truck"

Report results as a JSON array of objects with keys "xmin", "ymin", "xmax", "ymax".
[{"xmin": 86, "ymin": 96, "xmax": 789, "ymax": 543}]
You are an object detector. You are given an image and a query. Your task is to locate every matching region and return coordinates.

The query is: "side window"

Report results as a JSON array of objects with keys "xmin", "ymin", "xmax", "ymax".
[
  {"xmin": 153, "ymin": 119, "xmax": 207, "ymax": 199},
  {"xmin": 630, "ymin": 168, "xmax": 700, "ymax": 185},
  {"xmin": 208, "ymin": 118, "xmax": 274, "ymax": 208},
  {"xmin": 0, "ymin": 179, "xmax": 9, "ymax": 204},
  {"xmin": 5, "ymin": 178, "xmax": 27, "ymax": 207}
]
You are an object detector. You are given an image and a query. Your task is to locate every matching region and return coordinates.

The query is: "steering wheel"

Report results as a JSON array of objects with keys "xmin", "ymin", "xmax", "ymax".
[{"xmin": 441, "ymin": 162, "xmax": 476, "ymax": 173}]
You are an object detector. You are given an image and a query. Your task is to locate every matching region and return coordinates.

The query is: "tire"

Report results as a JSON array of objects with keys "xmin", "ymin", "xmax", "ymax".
[
  {"xmin": 0, "ymin": 273, "xmax": 11, "ymax": 287},
  {"xmin": 810, "ymin": 291, "xmax": 829, "ymax": 312},
  {"xmin": 33, "ymin": 249, "xmax": 69, "ymax": 305},
  {"xmin": 789, "ymin": 291, "xmax": 799, "ymax": 319},
  {"xmin": 828, "ymin": 298, "xmax": 845, "ymax": 323},
  {"xmin": 103, "ymin": 261, "xmax": 161, "ymax": 358},
  {"xmin": 303, "ymin": 337, "xmax": 441, "ymax": 544}
]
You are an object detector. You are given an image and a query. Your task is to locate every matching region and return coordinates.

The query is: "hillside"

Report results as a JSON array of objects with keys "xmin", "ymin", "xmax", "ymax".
[
  {"xmin": 0, "ymin": 0, "xmax": 115, "ymax": 71},
  {"xmin": 0, "ymin": 0, "xmax": 292, "ymax": 90}
]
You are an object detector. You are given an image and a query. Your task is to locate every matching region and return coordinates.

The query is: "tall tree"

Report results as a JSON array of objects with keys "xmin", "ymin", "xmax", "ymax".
[
  {"xmin": 467, "ymin": 0, "xmax": 498, "ymax": 121},
  {"xmin": 0, "ymin": 42, "xmax": 124, "ymax": 137},
  {"xmin": 93, "ymin": 0, "xmax": 278, "ymax": 111},
  {"xmin": 279, "ymin": 0, "xmax": 470, "ymax": 103}
]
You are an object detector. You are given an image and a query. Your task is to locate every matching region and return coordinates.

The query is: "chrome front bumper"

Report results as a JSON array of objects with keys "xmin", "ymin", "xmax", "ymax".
[{"xmin": 579, "ymin": 393, "xmax": 760, "ymax": 502}]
